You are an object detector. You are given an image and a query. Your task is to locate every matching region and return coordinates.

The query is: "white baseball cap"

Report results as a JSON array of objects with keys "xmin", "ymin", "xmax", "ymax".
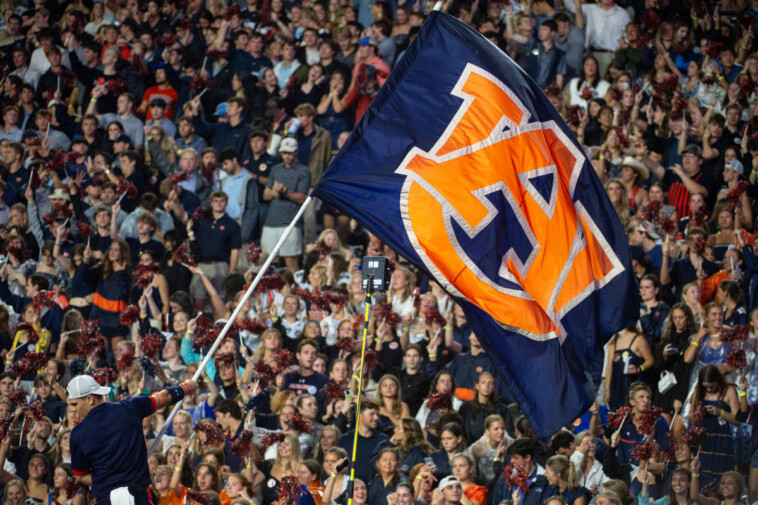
[
  {"xmin": 279, "ymin": 137, "xmax": 299, "ymax": 153},
  {"xmin": 726, "ymin": 159, "xmax": 744, "ymax": 175},
  {"xmin": 438, "ymin": 476, "xmax": 461, "ymax": 490},
  {"xmin": 67, "ymin": 375, "xmax": 111, "ymax": 399}
]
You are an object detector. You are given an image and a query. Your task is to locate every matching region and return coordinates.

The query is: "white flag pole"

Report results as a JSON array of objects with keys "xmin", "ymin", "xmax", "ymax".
[{"xmin": 147, "ymin": 196, "xmax": 314, "ymax": 456}]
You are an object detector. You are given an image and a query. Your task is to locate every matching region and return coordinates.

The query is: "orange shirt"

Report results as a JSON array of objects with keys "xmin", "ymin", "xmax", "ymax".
[
  {"xmin": 158, "ymin": 487, "xmax": 185, "ymax": 505},
  {"xmin": 307, "ymin": 482, "xmax": 324, "ymax": 505},
  {"xmin": 219, "ymin": 490, "xmax": 232, "ymax": 505},
  {"xmin": 464, "ymin": 484, "xmax": 487, "ymax": 505}
]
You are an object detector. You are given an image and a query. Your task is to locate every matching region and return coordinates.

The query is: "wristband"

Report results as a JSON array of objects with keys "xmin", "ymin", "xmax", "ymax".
[
  {"xmin": 740, "ymin": 391, "xmax": 747, "ymax": 397},
  {"xmin": 175, "ymin": 467, "xmax": 182, "ymax": 472},
  {"xmin": 690, "ymin": 341, "xmax": 699, "ymax": 347},
  {"xmin": 271, "ymin": 317, "xmax": 279, "ymax": 322},
  {"xmin": 429, "ymin": 353, "xmax": 437, "ymax": 358},
  {"xmin": 639, "ymin": 364, "xmax": 645, "ymax": 372},
  {"xmin": 246, "ymin": 464, "xmax": 252, "ymax": 468},
  {"xmin": 719, "ymin": 409, "xmax": 725, "ymax": 419},
  {"xmin": 632, "ymin": 106, "xmax": 639, "ymax": 110},
  {"xmin": 416, "ymin": 475, "xmax": 423, "ymax": 480},
  {"xmin": 90, "ymin": 98, "xmax": 97, "ymax": 103},
  {"xmin": 692, "ymin": 473, "xmax": 700, "ymax": 477},
  {"xmin": 444, "ymin": 326, "xmax": 452, "ymax": 330},
  {"xmin": 352, "ymin": 375, "xmax": 360, "ymax": 380},
  {"xmin": 330, "ymin": 473, "xmax": 338, "ymax": 478}
]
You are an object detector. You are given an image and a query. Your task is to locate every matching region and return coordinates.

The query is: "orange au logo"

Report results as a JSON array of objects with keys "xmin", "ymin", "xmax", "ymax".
[{"xmin": 396, "ymin": 64, "xmax": 626, "ymax": 343}]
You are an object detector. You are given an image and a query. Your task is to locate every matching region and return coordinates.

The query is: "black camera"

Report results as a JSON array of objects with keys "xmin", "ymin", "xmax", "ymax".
[{"xmin": 361, "ymin": 256, "xmax": 391, "ymax": 292}]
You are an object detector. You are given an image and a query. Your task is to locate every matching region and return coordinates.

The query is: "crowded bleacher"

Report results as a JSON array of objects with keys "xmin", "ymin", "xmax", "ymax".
[{"xmin": 0, "ymin": 1, "xmax": 755, "ymax": 505}]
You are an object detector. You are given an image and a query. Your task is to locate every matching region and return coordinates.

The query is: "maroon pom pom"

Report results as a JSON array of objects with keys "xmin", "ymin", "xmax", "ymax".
[
  {"xmin": 541, "ymin": 83, "xmax": 561, "ymax": 98},
  {"xmin": 704, "ymin": 41, "xmax": 725, "ymax": 59},
  {"xmin": 726, "ymin": 181, "xmax": 749, "ymax": 212},
  {"xmin": 246, "ymin": 243, "xmax": 262, "ymax": 265},
  {"xmin": 26, "ymin": 401, "xmax": 46, "ymax": 422},
  {"xmin": 336, "ymin": 337, "xmax": 355, "ymax": 354},
  {"xmin": 254, "ymin": 274, "xmax": 287, "ymax": 294},
  {"xmin": 722, "ymin": 324, "xmax": 750, "ymax": 344},
  {"xmin": 140, "ymin": 328, "xmax": 163, "ymax": 359},
  {"xmin": 606, "ymin": 406, "xmax": 632, "ymax": 430},
  {"xmin": 278, "ymin": 475, "xmax": 304, "ymax": 505},
  {"xmin": 258, "ymin": 432, "xmax": 286, "ymax": 453},
  {"xmin": 57, "ymin": 68, "xmax": 78, "ymax": 88},
  {"xmin": 29, "ymin": 167, "xmax": 42, "ymax": 190},
  {"xmin": 323, "ymin": 380, "xmax": 345, "ymax": 401},
  {"xmin": 424, "ymin": 309, "xmax": 447, "ymax": 327},
  {"xmin": 169, "ymin": 171, "xmax": 192, "ymax": 184},
  {"xmin": 692, "ymin": 235, "xmax": 706, "ymax": 256},
  {"xmin": 134, "ymin": 262, "xmax": 162, "ymax": 289},
  {"xmin": 116, "ymin": 177, "xmax": 138, "ymax": 199},
  {"xmin": 119, "ymin": 305, "xmax": 140, "ymax": 327},
  {"xmin": 637, "ymin": 406, "xmax": 663, "ymax": 435},
  {"xmin": 7, "ymin": 389, "xmax": 27, "ymax": 410},
  {"xmin": 76, "ymin": 221, "xmax": 94, "ymax": 238},
  {"xmin": 241, "ymin": 318, "xmax": 268, "ymax": 335},
  {"xmin": 105, "ymin": 78, "xmax": 128, "ymax": 96},
  {"xmin": 566, "ymin": 105, "xmax": 581, "ymax": 127},
  {"xmin": 116, "ymin": 348, "xmax": 134, "ymax": 370},
  {"xmin": 427, "ymin": 391, "xmax": 453, "ymax": 412},
  {"xmin": 231, "ymin": 429, "xmax": 255, "ymax": 458},
  {"xmin": 12, "ymin": 322, "xmax": 38, "ymax": 345},
  {"xmin": 6, "ymin": 243, "xmax": 31, "ymax": 262},
  {"xmin": 314, "ymin": 240, "xmax": 333, "ymax": 254},
  {"xmin": 192, "ymin": 206, "xmax": 213, "ymax": 223},
  {"xmin": 631, "ymin": 441, "xmax": 659, "ymax": 462},
  {"xmin": 224, "ymin": 3, "xmax": 241, "ymax": 20},
  {"xmin": 364, "ymin": 349, "xmax": 378, "ymax": 370},
  {"xmin": 193, "ymin": 325, "xmax": 217, "ymax": 353},
  {"xmin": 189, "ymin": 76, "xmax": 213, "ymax": 94},
  {"xmin": 205, "ymin": 49, "xmax": 228, "ymax": 60},
  {"xmin": 214, "ymin": 351, "xmax": 236, "ymax": 368},
  {"xmin": 252, "ymin": 361, "xmax": 276, "ymax": 390},
  {"xmin": 185, "ymin": 490, "xmax": 210, "ymax": 505},
  {"xmin": 375, "ymin": 302, "xmax": 402, "ymax": 327},
  {"xmin": 88, "ymin": 368, "xmax": 117, "ymax": 386},
  {"xmin": 680, "ymin": 402, "xmax": 706, "ymax": 451},
  {"xmin": 195, "ymin": 420, "xmax": 225, "ymax": 446},
  {"xmin": 0, "ymin": 415, "xmax": 14, "ymax": 440},
  {"xmin": 502, "ymin": 465, "xmax": 529, "ymax": 494},
  {"xmin": 726, "ymin": 348, "xmax": 747, "ymax": 371},
  {"xmin": 287, "ymin": 412, "xmax": 313, "ymax": 434},
  {"xmin": 64, "ymin": 477, "xmax": 81, "ymax": 500},
  {"xmin": 580, "ymin": 86, "xmax": 594, "ymax": 100},
  {"xmin": 174, "ymin": 243, "xmax": 198, "ymax": 268},
  {"xmin": 160, "ymin": 32, "xmax": 178, "ymax": 46},
  {"xmin": 639, "ymin": 200, "xmax": 663, "ymax": 223},
  {"xmin": 275, "ymin": 349, "xmax": 295, "ymax": 371}
]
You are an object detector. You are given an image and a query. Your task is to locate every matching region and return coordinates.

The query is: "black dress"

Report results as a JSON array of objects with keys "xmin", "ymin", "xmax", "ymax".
[{"xmin": 653, "ymin": 330, "xmax": 694, "ymax": 412}]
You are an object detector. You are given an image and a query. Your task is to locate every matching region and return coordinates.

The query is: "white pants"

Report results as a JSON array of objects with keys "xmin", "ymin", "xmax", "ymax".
[{"xmin": 110, "ymin": 487, "xmax": 135, "ymax": 505}]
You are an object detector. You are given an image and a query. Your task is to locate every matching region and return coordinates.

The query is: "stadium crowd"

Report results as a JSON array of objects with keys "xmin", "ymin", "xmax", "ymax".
[{"xmin": 0, "ymin": 1, "xmax": 756, "ymax": 505}]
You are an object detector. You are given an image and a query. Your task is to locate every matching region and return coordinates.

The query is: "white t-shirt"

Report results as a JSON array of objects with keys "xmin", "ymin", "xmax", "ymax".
[{"xmin": 582, "ymin": 4, "xmax": 631, "ymax": 52}]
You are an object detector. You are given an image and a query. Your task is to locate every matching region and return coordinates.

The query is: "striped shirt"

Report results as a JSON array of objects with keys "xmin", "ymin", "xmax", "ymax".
[{"xmin": 664, "ymin": 170, "xmax": 713, "ymax": 218}]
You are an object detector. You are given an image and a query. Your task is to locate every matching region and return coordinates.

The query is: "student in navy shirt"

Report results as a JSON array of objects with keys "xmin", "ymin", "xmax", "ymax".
[
  {"xmin": 282, "ymin": 339, "xmax": 329, "ymax": 402},
  {"xmin": 68, "ymin": 374, "xmax": 197, "ymax": 505}
]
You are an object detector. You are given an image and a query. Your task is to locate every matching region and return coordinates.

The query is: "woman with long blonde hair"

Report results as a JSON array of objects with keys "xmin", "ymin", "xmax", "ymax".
[
  {"xmin": 544, "ymin": 455, "xmax": 590, "ymax": 505},
  {"xmin": 376, "ymin": 374, "xmax": 410, "ymax": 429}
]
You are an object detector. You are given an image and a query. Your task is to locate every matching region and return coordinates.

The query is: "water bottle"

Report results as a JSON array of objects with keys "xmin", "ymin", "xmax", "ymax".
[{"xmin": 288, "ymin": 118, "xmax": 301, "ymax": 136}]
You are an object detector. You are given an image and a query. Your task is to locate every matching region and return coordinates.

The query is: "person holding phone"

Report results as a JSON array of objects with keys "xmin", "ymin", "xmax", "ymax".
[{"xmin": 653, "ymin": 303, "xmax": 696, "ymax": 415}]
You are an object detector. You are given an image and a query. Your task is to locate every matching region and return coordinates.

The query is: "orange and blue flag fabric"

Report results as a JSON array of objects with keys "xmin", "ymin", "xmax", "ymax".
[{"xmin": 312, "ymin": 12, "xmax": 639, "ymax": 439}]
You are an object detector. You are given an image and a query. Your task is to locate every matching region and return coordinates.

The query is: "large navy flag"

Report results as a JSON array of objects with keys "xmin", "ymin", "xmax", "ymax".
[{"xmin": 312, "ymin": 12, "xmax": 639, "ymax": 439}]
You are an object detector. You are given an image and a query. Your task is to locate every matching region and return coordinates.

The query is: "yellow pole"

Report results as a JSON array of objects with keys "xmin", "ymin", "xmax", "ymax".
[{"xmin": 347, "ymin": 286, "xmax": 373, "ymax": 505}]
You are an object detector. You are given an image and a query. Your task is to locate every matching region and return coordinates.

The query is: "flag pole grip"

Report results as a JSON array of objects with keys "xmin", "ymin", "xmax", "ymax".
[{"xmin": 147, "ymin": 196, "xmax": 314, "ymax": 457}]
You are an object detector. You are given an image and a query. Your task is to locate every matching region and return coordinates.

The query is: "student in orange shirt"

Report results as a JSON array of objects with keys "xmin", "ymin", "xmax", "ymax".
[{"xmin": 451, "ymin": 454, "xmax": 487, "ymax": 505}]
